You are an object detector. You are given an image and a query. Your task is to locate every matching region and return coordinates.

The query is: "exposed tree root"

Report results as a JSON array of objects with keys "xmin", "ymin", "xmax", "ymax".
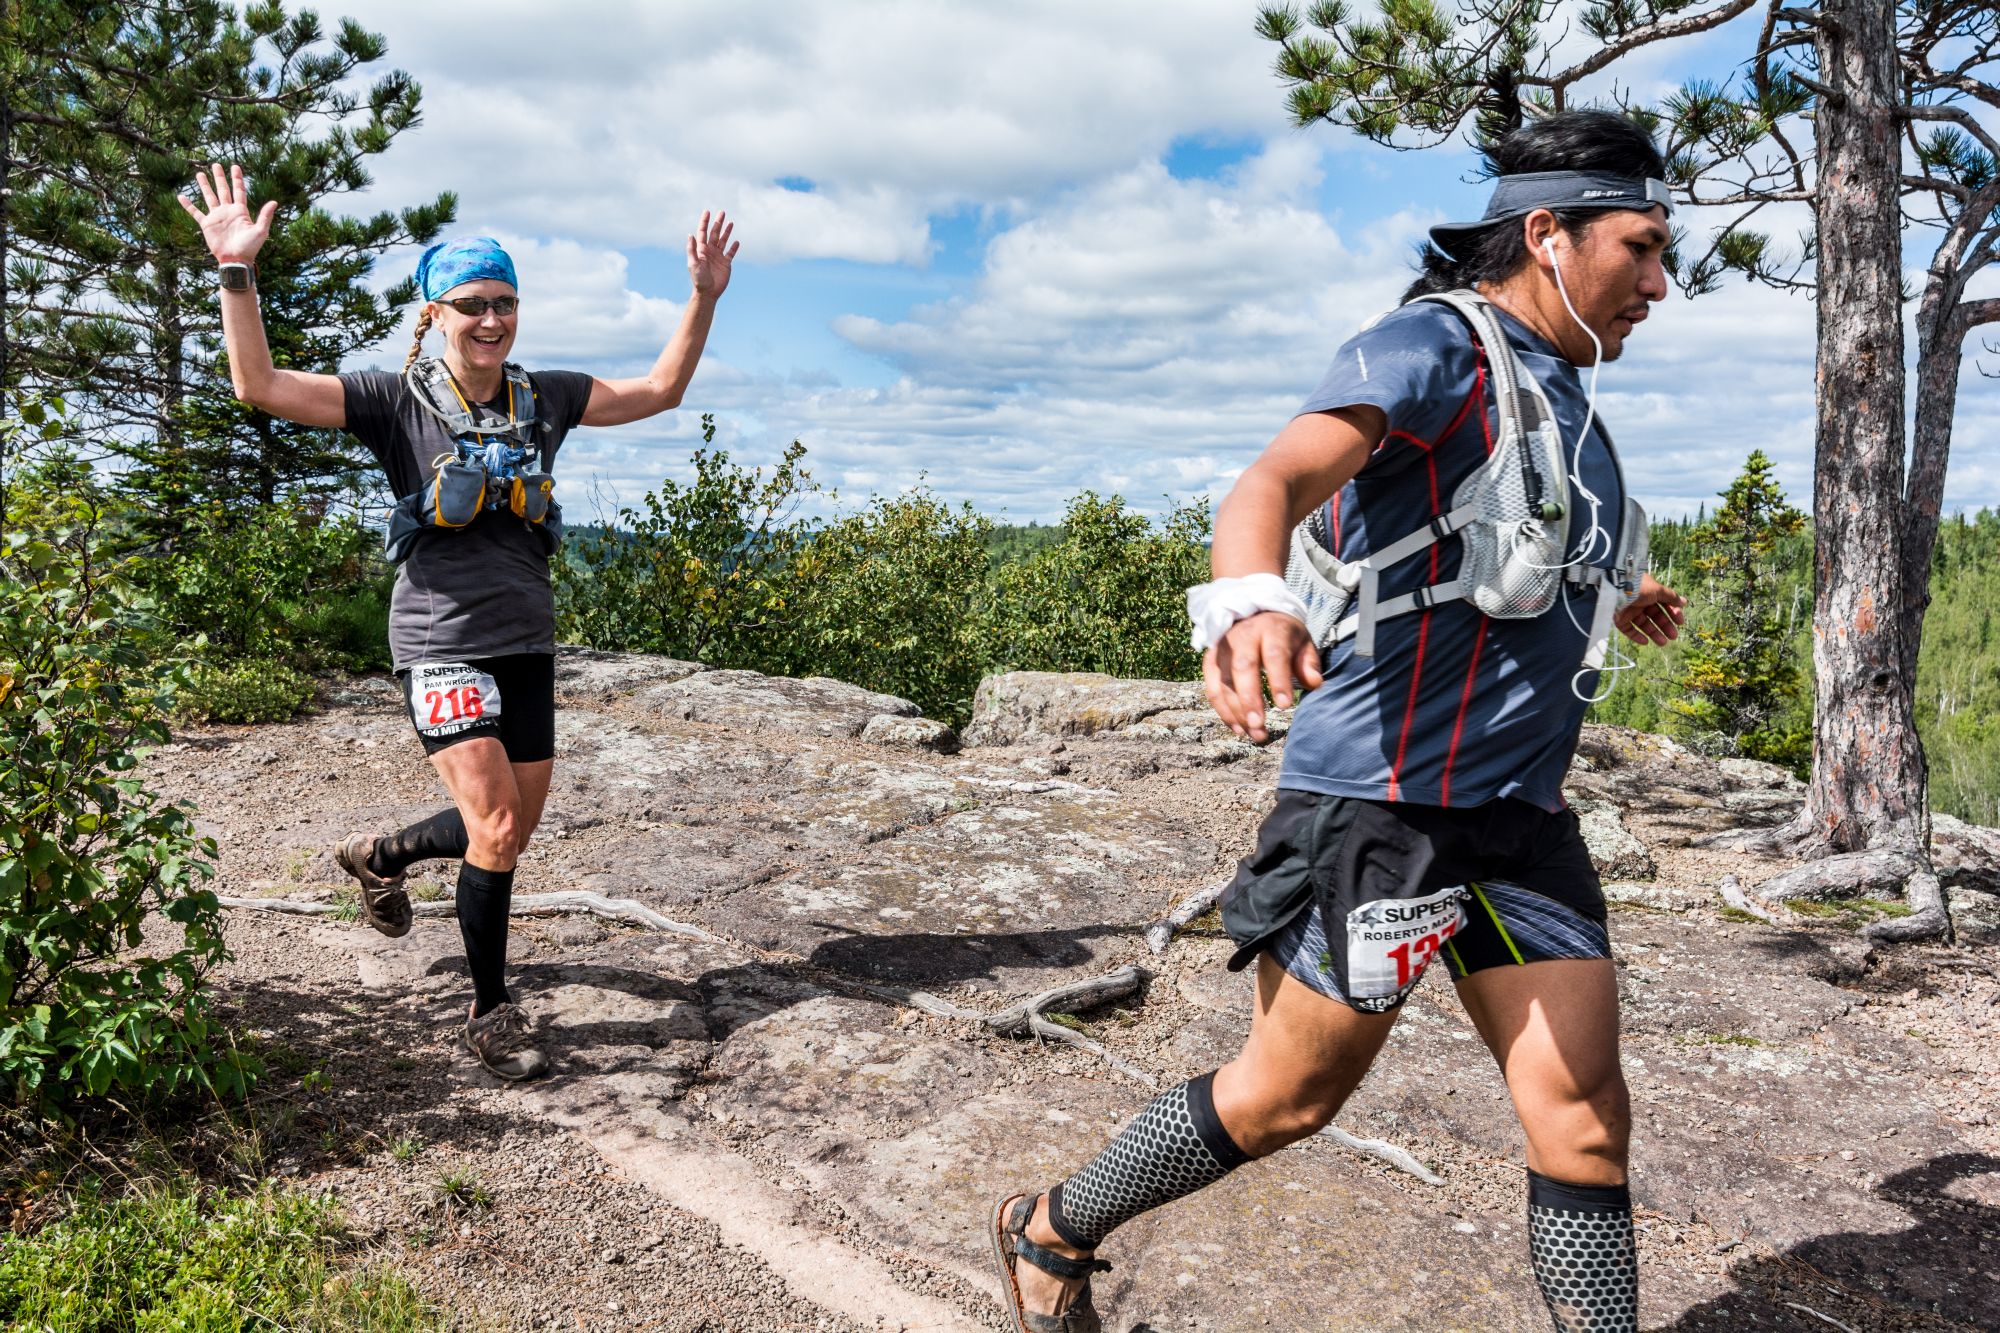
[
  {"xmin": 1746, "ymin": 850, "xmax": 1955, "ymax": 944},
  {"xmin": 1144, "ymin": 880, "xmax": 1230, "ymax": 954},
  {"xmin": 216, "ymin": 891, "xmax": 723, "ymax": 942},
  {"xmin": 1749, "ymin": 850, "xmax": 1922, "ymax": 902},
  {"xmin": 1861, "ymin": 871, "xmax": 1952, "ymax": 944},
  {"xmin": 885, "ymin": 966, "xmax": 1160, "ymax": 1087},
  {"xmin": 1718, "ymin": 875, "xmax": 1782, "ymax": 924}
]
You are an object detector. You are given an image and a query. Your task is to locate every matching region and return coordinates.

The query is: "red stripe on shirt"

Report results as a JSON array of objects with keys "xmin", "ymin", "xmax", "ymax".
[
  {"xmin": 1380, "ymin": 345, "xmax": 1494, "ymax": 802},
  {"xmin": 1386, "ymin": 609, "xmax": 1433, "ymax": 802},
  {"xmin": 1439, "ymin": 613, "xmax": 1491, "ymax": 807}
]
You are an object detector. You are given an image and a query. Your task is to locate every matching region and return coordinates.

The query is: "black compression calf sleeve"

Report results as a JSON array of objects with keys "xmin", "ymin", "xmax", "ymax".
[
  {"xmin": 455, "ymin": 861, "xmax": 514, "ymax": 1017},
  {"xmin": 1527, "ymin": 1170, "xmax": 1638, "ymax": 1332},
  {"xmin": 1046, "ymin": 1071, "xmax": 1249, "ymax": 1250},
  {"xmin": 371, "ymin": 807, "xmax": 470, "ymax": 877}
]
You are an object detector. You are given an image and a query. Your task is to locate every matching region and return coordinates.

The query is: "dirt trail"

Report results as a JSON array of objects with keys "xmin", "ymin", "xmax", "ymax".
[{"xmin": 152, "ymin": 652, "xmax": 2000, "ymax": 1331}]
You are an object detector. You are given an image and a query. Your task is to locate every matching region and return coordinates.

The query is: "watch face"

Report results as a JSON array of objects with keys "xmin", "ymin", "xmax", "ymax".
[{"xmin": 218, "ymin": 264, "xmax": 252, "ymax": 290}]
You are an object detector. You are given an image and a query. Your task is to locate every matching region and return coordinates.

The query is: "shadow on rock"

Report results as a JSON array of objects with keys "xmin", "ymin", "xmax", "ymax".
[
  {"xmin": 804, "ymin": 919, "xmax": 1139, "ymax": 986},
  {"xmin": 1664, "ymin": 1153, "xmax": 2000, "ymax": 1332}
]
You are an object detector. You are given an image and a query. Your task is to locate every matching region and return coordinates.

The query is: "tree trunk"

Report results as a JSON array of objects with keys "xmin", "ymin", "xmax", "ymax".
[
  {"xmin": 1901, "ymin": 301, "xmax": 1961, "ymax": 672},
  {"xmin": 1792, "ymin": 0, "xmax": 1928, "ymax": 856}
]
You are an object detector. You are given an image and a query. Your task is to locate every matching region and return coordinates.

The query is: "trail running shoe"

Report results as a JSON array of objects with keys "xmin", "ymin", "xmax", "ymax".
[
  {"xmin": 334, "ymin": 832, "xmax": 412, "ymax": 938},
  {"xmin": 465, "ymin": 1003, "xmax": 549, "ymax": 1081}
]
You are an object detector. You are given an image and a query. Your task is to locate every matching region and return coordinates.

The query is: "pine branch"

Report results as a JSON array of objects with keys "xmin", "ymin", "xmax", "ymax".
[
  {"xmin": 1523, "ymin": 0, "xmax": 1759, "ymax": 93},
  {"xmin": 1901, "ymin": 104, "xmax": 2000, "ymax": 161}
]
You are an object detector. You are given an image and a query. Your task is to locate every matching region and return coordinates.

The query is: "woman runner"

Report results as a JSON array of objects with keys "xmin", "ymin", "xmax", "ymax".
[{"xmin": 180, "ymin": 163, "xmax": 738, "ymax": 1081}]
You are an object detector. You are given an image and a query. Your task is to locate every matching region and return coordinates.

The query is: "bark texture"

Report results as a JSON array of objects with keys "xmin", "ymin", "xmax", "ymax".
[{"xmin": 1794, "ymin": 0, "xmax": 1928, "ymax": 860}]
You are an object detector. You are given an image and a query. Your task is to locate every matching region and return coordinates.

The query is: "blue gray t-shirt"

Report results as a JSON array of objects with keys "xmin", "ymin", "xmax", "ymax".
[{"xmin": 1277, "ymin": 299, "xmax": 1627, "ymax": 812}]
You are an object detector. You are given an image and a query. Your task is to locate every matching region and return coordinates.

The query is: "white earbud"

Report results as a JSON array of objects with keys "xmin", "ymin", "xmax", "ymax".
[{"xmin": 1541, "ymin": 235, "xmax": 1560, "ymax": 260}]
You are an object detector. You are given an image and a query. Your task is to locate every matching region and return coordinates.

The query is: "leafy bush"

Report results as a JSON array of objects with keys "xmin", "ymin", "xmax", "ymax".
[
  {"xmin": 176, "ymin": 658, "xmax": 317, "ymax": 724},
  {"xmin": 776, "ymin": 487, "xmax": 994, "ymax": 721},
  {"xmin": 0, "ymin": 519, "xmax": 252, "ymax": 1111},
  {"xmin": 0, "ymin": 1178, "xmax": 441, "ymax": 1330},
  {"xmin": 141, "ymin": 494, "xmax": 392, "ymax": 673},
  {"xmin": 984, "ymin": 491, "xmax": 1210, "ymax": 683},
  {"xmin": 556, "ymin": 415, "xmax": 814, "ymax": 665}
]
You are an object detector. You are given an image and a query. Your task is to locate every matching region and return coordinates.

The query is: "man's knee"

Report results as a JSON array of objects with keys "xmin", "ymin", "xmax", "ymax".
[
  {"xmin": 1215, "ymin": 1060, "xmax": 1348, "ymax": 1156},
  {"xmin": 1523, "ymin": 1070, "xmax": 1630, "ymax": 1176}
]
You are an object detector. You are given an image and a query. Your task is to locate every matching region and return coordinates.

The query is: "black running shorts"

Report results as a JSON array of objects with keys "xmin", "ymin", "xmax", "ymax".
[
  {"xmin": 398, "ymin": 652, "xmax": 556, "ymax": 762},
  {"xmin": 1220, "ymin": 792, "xmax": 1609, "ymax": 1013}
]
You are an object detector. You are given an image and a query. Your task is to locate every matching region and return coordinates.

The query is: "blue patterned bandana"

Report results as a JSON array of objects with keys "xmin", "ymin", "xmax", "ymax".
[{"xmin": 415, "ymin": 237, "xmax": 518, "ymax": 300}]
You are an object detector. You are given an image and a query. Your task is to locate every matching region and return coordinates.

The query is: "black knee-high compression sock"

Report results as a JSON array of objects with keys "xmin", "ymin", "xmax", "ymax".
[
  {"xmin": 1527, "ymin": 1170, "xmax": 1638, "ymax": 1332},
  {"xmin": 455, "ymin": 861, "xmax": 514, "ymax": 1017},
  {"xmin": 370, "ymin": 808, "xmax": 469, "ymax": 877},
  {"xmin": 1045, "ymin": 1071, "xmax": 1249, "ymax": 1250}
]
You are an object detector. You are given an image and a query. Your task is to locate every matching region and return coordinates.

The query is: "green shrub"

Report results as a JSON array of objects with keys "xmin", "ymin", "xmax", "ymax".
[
  {"xmin": 0, "ymin": 1178, "xmax": 442, "ymax": 1330},
  {"xmin": 176, "ymin": 658, "xmax": 317, "ymax": 724},
  {"xmin": 284, "ymin": 582, "xmax": 393, "ymax": 673},
  {"xmin": 984, "ymin": 491, "xmax": 1210, "ymax": 683},
  {"xmin": 775, "ymin": 486, "xmax": 993, "ymax": 721},
  {"xmin": 138, "ymin": 495, "xmax": 391, "ymax": 668},
  {"xmin": 0, "ymin": 521, "xmax": 252, "ymax": 1111},
  {"xmin": 556, "ymin": 415, "xmax": 814, "ymax": 665}
]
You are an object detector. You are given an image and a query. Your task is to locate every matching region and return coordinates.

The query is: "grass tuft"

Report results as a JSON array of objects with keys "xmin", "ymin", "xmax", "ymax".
[{"xmin": 0, "ymin": 1178, "xmax": 442, "ymax": 1330}]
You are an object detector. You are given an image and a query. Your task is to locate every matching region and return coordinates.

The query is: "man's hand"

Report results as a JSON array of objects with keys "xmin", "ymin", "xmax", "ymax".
[
  {"xmin": 1203, "ymin": 611, "xmax": 1323, "ymax": 743},
  {"xmin": 1615, "ymin": 573, "xmax": 1686, "ymax": 647},
  {"xmin": 687, "ymin": 210, "xmax": 739, "ymax": 300},
  {"xmin": 177, "ymin": 163, "xmax": 277, "ymax": 264}
]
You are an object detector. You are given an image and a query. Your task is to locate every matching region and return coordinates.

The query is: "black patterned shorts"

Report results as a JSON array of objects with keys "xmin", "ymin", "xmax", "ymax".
[{"xmin": 1221, "ymin": 792, "xmax": 1609, "ymax": 1012}]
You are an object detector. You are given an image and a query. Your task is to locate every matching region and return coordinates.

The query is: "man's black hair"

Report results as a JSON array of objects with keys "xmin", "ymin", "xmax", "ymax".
[{"xmin": 1402, "ymin": 110, "xmax": 1668, "ymax": 303}]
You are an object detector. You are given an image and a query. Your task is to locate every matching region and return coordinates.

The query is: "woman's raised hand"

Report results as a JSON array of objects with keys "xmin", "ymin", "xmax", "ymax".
[
  {"xmin": 687, "ymin": 210, "xmax": 739, "ymax": 300},
  {"xmin": 177, "ymin": 163, "xmax": 277, "ymax": 264}
]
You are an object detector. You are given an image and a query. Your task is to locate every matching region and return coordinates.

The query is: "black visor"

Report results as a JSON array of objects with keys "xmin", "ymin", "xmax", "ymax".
[{"xmin": 1429, "ymin": 171, "xmax": 1673, "ymax": 260}]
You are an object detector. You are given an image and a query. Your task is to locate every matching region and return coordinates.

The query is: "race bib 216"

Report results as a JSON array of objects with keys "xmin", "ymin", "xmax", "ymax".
[{"xmin": 409, "ymin": 662, "xmax": 501, "ymax": 739}]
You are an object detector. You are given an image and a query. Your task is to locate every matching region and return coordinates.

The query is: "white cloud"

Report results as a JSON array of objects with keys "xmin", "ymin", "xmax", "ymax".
[
  {"xmin": 318, "ymin": 1, "xmax": 2000, "ymax": 526},
  {"xmin": 330, "ymin": 0, "xmax": 1288, "ymax": 264}
]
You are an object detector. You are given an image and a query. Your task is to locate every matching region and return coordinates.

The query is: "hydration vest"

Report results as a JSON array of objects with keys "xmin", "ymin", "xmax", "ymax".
[
  {"xmin": 1282, "ymin": 290, "xmax": 1648, "ymax": 681},
  {"xmin": 383, "ymin": 358, "xmax": 564, "ymax": 566}
]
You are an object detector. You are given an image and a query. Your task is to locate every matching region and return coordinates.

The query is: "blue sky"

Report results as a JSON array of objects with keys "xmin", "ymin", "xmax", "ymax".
[{"xmin": 326, "ymin": 0, "xmax": 1999, "ymax": 525}]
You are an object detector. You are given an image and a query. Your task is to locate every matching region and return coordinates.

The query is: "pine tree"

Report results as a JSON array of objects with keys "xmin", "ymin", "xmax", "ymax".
[
  {"xmin": 1671, "ymin": 451, "xmax": 1808, "ymax": 767},
  {"xmin": 2, "ymin": 0, "xmax": 454, "ymax": 512}
]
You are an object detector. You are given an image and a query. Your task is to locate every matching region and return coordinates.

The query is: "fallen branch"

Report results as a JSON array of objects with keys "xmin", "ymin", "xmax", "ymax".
[
  {"xmin": 958, "ymin": 775, "xmax": 1119, "ymax": 798},
  {"xmin": 1315, "ymin": 1124, "xmax": 1445, "ymax": 1186},
  {"xmin": 216, "ymin": 892, "xmax": 722, "ymax": 942},
  {"xmin": 1783, "ymin": 1303, "xmax": 1859, "ymax": 1333},
  {"xmin": 1145, "ymin": 880, "xmax": 1230, "ymax": 954}
]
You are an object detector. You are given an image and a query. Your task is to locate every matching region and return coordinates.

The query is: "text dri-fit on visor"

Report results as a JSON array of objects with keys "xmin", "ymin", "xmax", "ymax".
[{"xmin": 1278, "ymin": 300, "xmax": 1627, "ymax": 813}]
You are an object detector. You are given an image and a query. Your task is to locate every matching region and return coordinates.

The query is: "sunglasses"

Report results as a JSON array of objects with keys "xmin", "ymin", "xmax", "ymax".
[{"xmin": 438, "ymin": 295, "xmax": 519, "ymax": 317}]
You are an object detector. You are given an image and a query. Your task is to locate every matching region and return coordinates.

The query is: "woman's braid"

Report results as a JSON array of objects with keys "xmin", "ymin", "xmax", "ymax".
[{"xmin": 401, "ymin": 306, "xmax": 434, "ymax": 371}]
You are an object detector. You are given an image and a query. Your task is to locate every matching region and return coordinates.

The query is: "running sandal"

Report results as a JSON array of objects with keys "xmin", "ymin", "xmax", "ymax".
[
  {"xmin": 334, "ymin": 832, "xmax": 412, "ymax": 938},
  {"xmin": 990, "ymin": 1192, "xmax": 1111, "ymax": 1333},
  {"xmin": 464, "ymin": 1002, "xmax": 550, "ymax": 1082}
]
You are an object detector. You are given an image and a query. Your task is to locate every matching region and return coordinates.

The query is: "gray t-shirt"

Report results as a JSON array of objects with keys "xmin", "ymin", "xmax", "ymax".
[{"xmin": 340, "ymin": 367, "xmax": 593, "ymax": 671}]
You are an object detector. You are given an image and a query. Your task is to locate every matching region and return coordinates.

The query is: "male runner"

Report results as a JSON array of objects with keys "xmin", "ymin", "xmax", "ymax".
[{"xmin": 989, "ymin": 109, "xmax": 1688, "ymax": 1333}]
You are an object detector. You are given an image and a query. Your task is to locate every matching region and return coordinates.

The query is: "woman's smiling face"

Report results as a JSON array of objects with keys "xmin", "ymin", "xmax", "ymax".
[{"xmin": 431, "ymin": 278, "xmax": 520, "ymax": 377}]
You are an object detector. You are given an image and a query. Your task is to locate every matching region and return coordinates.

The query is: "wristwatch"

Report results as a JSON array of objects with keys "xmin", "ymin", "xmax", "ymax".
[{"xmin": 217, "ymin": 262, "xmax": 254, "ymax": 291}]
